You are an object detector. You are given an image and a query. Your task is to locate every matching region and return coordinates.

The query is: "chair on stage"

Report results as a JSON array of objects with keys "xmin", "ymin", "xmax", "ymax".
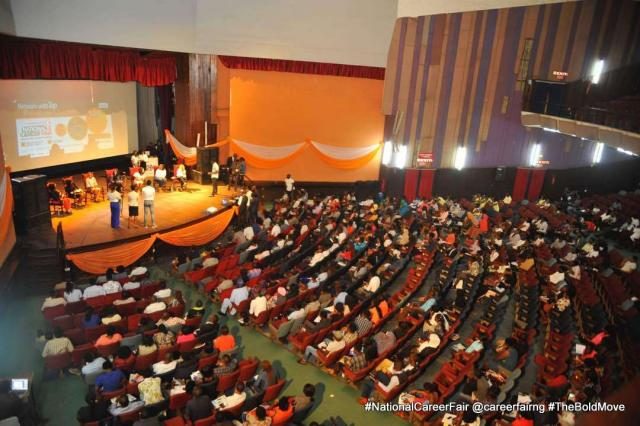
[
  {"xmin": 105, "ymin": 168, "xmax": 118, "ymax": 184},
  {"xmin": 171, "ymin": 165, "xmax": 188, "ymax": 192}
]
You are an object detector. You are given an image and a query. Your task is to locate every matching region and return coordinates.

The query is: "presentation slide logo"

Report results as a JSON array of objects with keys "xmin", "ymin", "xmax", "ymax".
[{"xmin": 16, "ymin": 109, "xmax": 114, "ymax": 158}]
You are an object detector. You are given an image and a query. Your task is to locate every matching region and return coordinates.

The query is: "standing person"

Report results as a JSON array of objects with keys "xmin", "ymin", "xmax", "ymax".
[
  {"xmin": 230, "ymin": 154, "xmax": 240, "ymax": 190},
  {"xmin": 142, "ymin": 180, "xmax": 157, "ymax": 229},
  {"xmin": 128, "ymin": 184, "xmax": 140, "ymax": 228},
  {"xmin": 238, "ymin": 157, "xmax": 246, "ymax": 188},
  {"xmin": 107, "ymin": 184, "xmax": 122, "ymax": 228},
  {"xmin": 284, "ymin": 174, "xmax": 295, "ymax": 200},
  {"xmin": 210, "ymin": 160, "xmax": 220, "ymax": 197},
  {"xmin": 131, "ymin": 151, "xmax": 140, "ymax": 167}
]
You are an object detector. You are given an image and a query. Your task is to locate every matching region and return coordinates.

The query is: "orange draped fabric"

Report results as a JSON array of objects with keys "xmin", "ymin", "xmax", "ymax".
[
  {"xmin": 156, "ymin": 208, "xmax": 235, "ymax": 246},
  {"xmin": 66, "ymin": 208, "xmax": 236, "ymax": 274},
  {"xmin": 165, "ymin": 130, "xmax": 198, "ymax": 166},
  {"xmin": 307, "ymin": 143, "xmax": 381, "ymax": 169},
  {"xmin": 66, "ymin": 235, "xmax": 158, "ymax": 275}
]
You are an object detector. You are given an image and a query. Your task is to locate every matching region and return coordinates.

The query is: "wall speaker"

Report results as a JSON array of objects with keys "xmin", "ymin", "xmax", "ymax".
[{"xmin": 495, "ymin": 167, "xmax": 506, "ymax": 181}]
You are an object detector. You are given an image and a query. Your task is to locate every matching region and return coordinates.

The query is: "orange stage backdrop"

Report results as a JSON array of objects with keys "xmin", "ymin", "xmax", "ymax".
[
  {"xmin": 0, "ymin": 135, "xmax": 16, "ymax": 267},
  {"xmin": 228, "ymin": 68, "xmax": 384, "ymax": 182},
  {"xmin": 66, "ymin": 207, "xmax": 235, "ymax": 275}
]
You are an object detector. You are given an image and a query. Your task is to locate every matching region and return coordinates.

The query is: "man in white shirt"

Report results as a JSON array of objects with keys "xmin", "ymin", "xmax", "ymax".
[
  {"xmin": 83, "ymin": 283, "xmax": 107, "ymax": 299},
  {"xmin": 122, "ymin": 281, "xmax": 140, "ymax": 291},
  {"xmin": 270, "ymin": 224, "xmax": 281, "ymax": 238},
  {"xmin": 284, "ymin": 174, "xmax": 295, "ymax": 199},
  {"xmin": 249, "ymin": 291, "xmax": 267, "ymax": 318},
  {"xmin": 210, "ymin": 161, "xmax": 219, "ymax": 196},
  {"xmin": 144, "ymin": 299, "xmax": 167, "ymax": 314},
  {"xmin": 141, "ymin": 181, "xmax": 156, "ymax": 228},
  {"xmin": 41, "ymin": 290, "xmax": 66, "ymax": 311},
  {"xmin": 214, "ymin": 383, "xmax": 246, "ymax": 411},
  {"xmin": 220, "ymin": 283, "xmax": 249, "ymax": 315},
  {"xmin": 243, "ymin": 225, "xmax": 255, "ymax": 241},
  {"xmin": 154, "ymin": 164, "xmax": 167, "ymax": 188},
  {"xmin": 361, "ymin": 274, "xmax": 381, "ymax": 295},
  {"xmin": 202, "ymin": 257, "xmax": 219, "ymax": 268},
  {"xmin": 103, "ymin": 280, "xmax": 122, "ymax": 294},
  {"xmin": 130, "ymin": 266, "xmax": 147, "ymax": 278},
  {"xmin": 81, "ymin": 353, "xmax": 106, "ymax": 377},
  {"xmin": 417, "ymin": 332, "xmax": 441, "ymax": 356}
]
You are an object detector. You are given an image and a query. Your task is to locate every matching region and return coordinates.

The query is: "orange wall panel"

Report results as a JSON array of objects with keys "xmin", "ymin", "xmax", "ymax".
[{"xmin": 228, "ymin": 69, "xmax": 384, "ymax": 182}]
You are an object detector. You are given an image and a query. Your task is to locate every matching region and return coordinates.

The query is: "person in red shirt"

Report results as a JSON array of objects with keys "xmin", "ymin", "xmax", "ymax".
[
  {"xmin": 176, "ymin": 326, "xmax": 197, "ymax": 345},
  {"xmin": 213, "ymin": 325, "xmax": 236, "ymax": 352}
]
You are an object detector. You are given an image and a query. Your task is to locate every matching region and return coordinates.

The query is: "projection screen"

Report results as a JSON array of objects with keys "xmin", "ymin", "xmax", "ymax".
[{"xmin": 0, "ymin": 80, "xmax": 138, "ymax": 172}]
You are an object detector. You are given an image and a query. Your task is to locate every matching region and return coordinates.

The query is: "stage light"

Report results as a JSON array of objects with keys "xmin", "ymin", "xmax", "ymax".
[
  {"xmin": 592, "ymin": 142, "xmax": 604, "ymax": 164},
  {"xmin": 394, "ymin": 144, "xmax": 408, "ymax": 168},
  {"xmin": 382, "ymin": 141, "xmax": 393, "ymax": 166},
  {"xmin": 591, "ymin": 59, "xmax": 604, "ymax": 84},
  {"xmin": 543, "ymin": 127, "xmax": 560, "ymax": 133},
  {"xmin": 454, "ymin": 146, "xmax": 466, "ymax": 170},
  {"xmin": 529, "ymin": 143, "xmax": 541, "ymax": 167}
]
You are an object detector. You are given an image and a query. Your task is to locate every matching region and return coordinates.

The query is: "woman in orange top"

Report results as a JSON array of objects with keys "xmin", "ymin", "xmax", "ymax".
[
  {"xmin": 213, "ymin": 325, "xmax": 236, "ymax": 352},
  {"xmin": 368, "ymin": 306, "xmax": 381, "ymax": 325},
  {"xmin": 268, "ymin": 397, "xmax": 294, "ymax": 425},
  {"xmin": 95, "ymin": 325, "xmax": 123, "ymax": 346}
]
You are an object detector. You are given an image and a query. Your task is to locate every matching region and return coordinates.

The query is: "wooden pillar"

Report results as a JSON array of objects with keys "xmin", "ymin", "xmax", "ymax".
[{"xmin": 174, "ymin": 53, "xmax": 217, "ymax": 147}]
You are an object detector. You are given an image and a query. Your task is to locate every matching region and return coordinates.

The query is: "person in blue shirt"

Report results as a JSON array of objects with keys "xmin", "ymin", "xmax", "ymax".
[
  {"xmin": 95, "ymin": 360, "xmax": 126, "ymax": 392},
  {"xmin": 82, "ymin": 307, "xmax": 101, "ymax": 328}
]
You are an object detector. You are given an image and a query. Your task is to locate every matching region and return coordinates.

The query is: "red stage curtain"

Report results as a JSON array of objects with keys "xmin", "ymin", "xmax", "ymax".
[
  {"xmin": 513, "ymin": 168, "xmax": 530, "ymax": 202},
  {"xmin": 418, "ymin": 169, "xmax": 435, "ymax": 199},
  {"xmin": 0, "ymin": 37, "xmax": 176, "ymax": 86},
  {"xmin": 218, "ymin": 55, "xmax": 385, "ymax": 80},
  {"xmin": 527, "ymin": 169, "xmax": 546, "ymax": 201},
  {"xmin": 404, "ymin": 169, "xmax": 419, "ymax": 201}
]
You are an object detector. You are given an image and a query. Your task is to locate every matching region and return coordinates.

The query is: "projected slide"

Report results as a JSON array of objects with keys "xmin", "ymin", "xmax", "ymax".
[{"xmin": 0, "ymin": 80, "xmax": 138, "ymax": 172}]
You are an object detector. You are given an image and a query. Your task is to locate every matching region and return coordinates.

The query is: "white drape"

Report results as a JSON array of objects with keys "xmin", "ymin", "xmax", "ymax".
[
  {"xmin": 232, "ymin": 139, "xmax": 305, "ymax": 159},
  {"xmin": 309, "ymin": 141, "xmax": 380, "ymax": 159},
  {"xmin": 166, "ymin": 130, "xmax": 197, "ymax": 157}
]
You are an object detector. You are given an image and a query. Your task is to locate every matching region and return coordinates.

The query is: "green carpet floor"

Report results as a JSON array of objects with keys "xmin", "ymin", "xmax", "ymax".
[{"xmin": 0, "ymin": 264, "xmax": 408, "ymax": 426}]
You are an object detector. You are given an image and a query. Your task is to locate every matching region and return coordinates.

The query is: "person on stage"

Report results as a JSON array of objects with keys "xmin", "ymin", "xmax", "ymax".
[
  {"xmin": 142, "ymin": 180, "xmax": 157, "ymax": 229},
  {"xmin": 128, "ymin": 184, "xmax": 140, "ymax": 228},
  {"xmin": 238, "ymin": 157, "xmax": 246, "ymax": 187},
  {"xmin": 210, "ymin": 160, "xmax": 219, "ymax": 197},
  {"xmin": 85, "ymin": 172, "xmax": 103, "ymax": 201},
  {"xmin": 154, "ymin": 164, "xmax": 167, "ymax": 189},
  {"xmin": 175, "ymin": 163, "xmax": 187, "ymax": 191},
  {"xmin": 107, "ymin": 184, "xmax": 122, "ymax": 228}
]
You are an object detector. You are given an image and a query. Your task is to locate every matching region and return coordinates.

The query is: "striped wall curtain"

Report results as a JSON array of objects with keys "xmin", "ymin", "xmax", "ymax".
[
  {"xmin": 383, "ymin": 0, "xmax": 640, "ymax": 169},
  {"xmin": 136, "ymin": 83, "xmax": 159, "ymax": 149}
]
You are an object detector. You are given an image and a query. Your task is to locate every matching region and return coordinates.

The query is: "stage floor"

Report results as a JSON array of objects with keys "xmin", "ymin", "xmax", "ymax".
[{"xmin": 53, "ymin": 183, "xmax": 240, "ymax": 249}]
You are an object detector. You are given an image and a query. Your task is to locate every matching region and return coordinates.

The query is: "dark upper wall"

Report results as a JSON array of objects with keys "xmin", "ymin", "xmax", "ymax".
[{"xmin": 383, "ymin": 0, "xmax": 640, "ymax": 169}]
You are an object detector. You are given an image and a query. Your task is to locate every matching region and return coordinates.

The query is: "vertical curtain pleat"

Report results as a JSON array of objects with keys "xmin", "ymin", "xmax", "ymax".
[
  {"xmin": 418, "ymin": 169, "xmax": 435, "ymax": 199},
  {"xmin": 527, "ymin": 169, "xmax": 546, "ymax": 201},
  {"xmin": 0, "ymin": 37, "xmax": 176, "ymax": 86},
  {"xmin": 404, "ymin": 169, "xmax": 420, "ymax": 201},
  {"xmin": 513, "ymin": 168, "xmax": 531, "ymax": 202},
  {"xmin": 137, "ymin": 84, "xmax": 159, "ymax": 149}
]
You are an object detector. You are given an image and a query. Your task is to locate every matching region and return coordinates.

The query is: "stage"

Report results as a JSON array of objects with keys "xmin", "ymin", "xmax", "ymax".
[{"xmin": 52, "ymin": 182, "xmax": 240, "ymax": 249}]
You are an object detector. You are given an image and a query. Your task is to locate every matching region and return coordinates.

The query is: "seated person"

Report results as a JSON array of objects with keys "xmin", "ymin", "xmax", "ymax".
[
  {"xmin": 63, "ymin": 281, "xmax": 83, "ymax": 303},
  {"xmin": 213, "ymin": 382, "xmax": 246, "ymax": 411},
  {"xmin": 185, "ymin": 383, "xmax": 212, "ymax": 423},
  {"xmin": 113, "ymin": 346, "xmax": 135, "ymax": 371},
  {"xmin": 81, "ymin": 352, "xmax": 107, "ymax": 377},
  {"xmin": 137, "ymin": 334, "xmax": 158, "ymax": 357},
  {"xmin": 153, "ymin": 324, "xmax": 176, "ymax": 348},
  {"xmin": 42, "ymin": 327, "xmax": 74, "ymax": 357},
  {"xmin": 359, "ymin": 359, "xmax": 406, "ymax": 402},
  {"xmin": 83, "ymin": 281, "xmax": 107, "ymax": 300},
  {"xmin": 84, "ymin": 172, "xmax": 102, "ymax": 197},
  {"xmin": 213, "ymin": 326, "xmax": 236, "ymax": 353},
  {"xmin": 82, "ymin": 308, "xmax": 101, "ymax": 328},
  {"xmin": 41, "ymin": 289, "xmax": 65, "ymax": 311},
  {"xmin": 144, "ymin": 296, "xmax": 167, "ymax": 314},
  {"xmin": 212, "ymin": 355, "xmax": 237, "ymax": 378},
  {"xmin": 95, "ymin": 326, "xmax": 123, "ymax": 347},
  {"xmin": 154, "ymin": 164, "xmax": 167, "ymax": 187},
  {"xmin": 95, "ymin": 360, "xmax": 126, "ymax": 392},
  {"xmin": 174, "ymin": 163, "xmax": 187, "ymax": 190},
  {"xmin": 156, "ymin": 312, "xmax": 185, "ymax": 330},
  {"xmin": 152, "ymin": 352, "xmax": 180, "ymax": 376},
  {"xmin": 108, "ymin": 394, "xmax": 144, "ymax": 417},
  {"xmin": 299, "ymin": 330, "xmax": 346, "ymax": 365},
  {"xmin": 176, "ymin": 326, "xmax": 197, "ymax": 346},
  {"xmin": 113, "ymin": 291, "xmax": 136, "ymax": 306},
  {"xmin": 76, "ymin": 390, "xmax": 110, "ymax": 424},
  {"xmin": 267, "ymin": 397, "xmax": 294, "ymax": 424},
  {"xmin": 100, "ymin": 306, "xmax": 122, "ymax": 325}
]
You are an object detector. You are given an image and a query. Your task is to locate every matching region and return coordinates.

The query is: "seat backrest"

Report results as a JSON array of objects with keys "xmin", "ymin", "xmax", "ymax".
[
  {"xmin": 120, "ymin": 333, "xmax": 143, "ymax": 349},
  {"xmin": 216, "ymin": 370, "xmax": 240, "ymax": 393},
  {"xmin": 169, "ymin": 392, "xmax": 190, "ymax": 410},
  {"xmin": 262, "ymin": 379, "xmax": 285, "ymax": 403},
  {"xmin": 134, "ymin": 351, "xmax": 158, "ymax": 371},
  {"xmin": 238, "ymin": 359, "xmax": 259, "ymax": 382},
  {"xmin": 44, "ymin": 352, "xmax": 72, "ymax": 370},
  {"xmin": 194, "ymin": 413, "xmax": 216, "ymax": 426}
]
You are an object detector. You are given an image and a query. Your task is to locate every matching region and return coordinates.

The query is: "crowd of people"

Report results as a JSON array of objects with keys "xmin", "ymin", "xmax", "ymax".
[{"xmin": 33, "ymin": 175, "xmax": 640, "ymax": 425}]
